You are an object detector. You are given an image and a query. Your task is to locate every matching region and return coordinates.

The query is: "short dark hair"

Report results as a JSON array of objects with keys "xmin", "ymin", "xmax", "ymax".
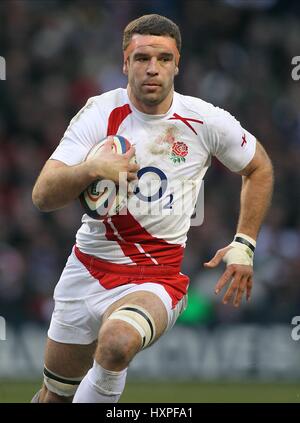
[{"xmin": 123, "ymin": 14, "xmax": 181, "ymax": 53}]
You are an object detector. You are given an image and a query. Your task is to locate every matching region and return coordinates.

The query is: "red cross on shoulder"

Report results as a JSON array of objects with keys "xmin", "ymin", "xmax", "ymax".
[
  {"xmin": 168, "ymin": 113, "xmax": 203, "ymax": 135},
  {"xmin": 241, "ymin": 134, "xmax": 247, "ymax": 147}
]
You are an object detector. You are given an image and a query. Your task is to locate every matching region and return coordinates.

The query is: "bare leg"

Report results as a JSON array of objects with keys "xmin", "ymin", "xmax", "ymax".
[
  {"xmin": 98, "ymin": 290, "xmax": 168, "ymax": 369},
  {"xmin": 73, "ymin": 291, "xmax": 168, "ymax": 403},
  {"xmin": 37, "ymin": 338, "xmax": 97, "ymax": 403}
]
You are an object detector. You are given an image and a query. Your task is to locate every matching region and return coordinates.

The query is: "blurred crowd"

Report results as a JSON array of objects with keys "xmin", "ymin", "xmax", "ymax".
[{"xmin": 0, "ymin": 0, "xmax": 300, "ymax": 331}]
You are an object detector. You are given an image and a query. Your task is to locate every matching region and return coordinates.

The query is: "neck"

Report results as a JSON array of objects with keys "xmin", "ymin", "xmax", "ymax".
[{"xmin": 127, "ymin": 85, "xmax": 173, "ymax": 115}]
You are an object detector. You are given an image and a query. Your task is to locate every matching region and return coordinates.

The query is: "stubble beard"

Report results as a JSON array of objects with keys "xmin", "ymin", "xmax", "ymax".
[{"xmin": 135, "ymin": 82, "xmax": 172, "ymax": 107}]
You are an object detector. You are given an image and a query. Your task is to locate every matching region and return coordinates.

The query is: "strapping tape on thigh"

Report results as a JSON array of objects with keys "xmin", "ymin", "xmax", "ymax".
[{"xmin": 107, "ymin": 304, "xmax": 156, "ymax": 349}]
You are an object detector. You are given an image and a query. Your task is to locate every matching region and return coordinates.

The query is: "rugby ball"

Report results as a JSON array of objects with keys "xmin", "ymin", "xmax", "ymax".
[{"xmin": 79, "ymin": 135, "xmax": 133, "ymax": 219}]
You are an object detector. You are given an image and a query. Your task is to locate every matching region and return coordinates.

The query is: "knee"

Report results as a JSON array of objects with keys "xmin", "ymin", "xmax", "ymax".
[{"xmin": 97, "ymin": 320, "xmax": 141, "ymax": 369}]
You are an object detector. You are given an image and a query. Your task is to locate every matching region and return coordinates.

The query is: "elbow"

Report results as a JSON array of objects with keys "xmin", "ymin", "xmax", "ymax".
[
  {"xmin": 261, "ymin": 148, "xmax": 274, "ymax": 182},
  {"xmin": 259, "ymin": 163, "xmax": 274, "ymax": 186},
  {"xmin": 32, "ymin": 185, "xmax": 50, "ymax": 212},
  {"xmin": 243, "ymin": 159, "xmax": 274, "ymax": 190},
  {"xmin": 264, "ymin": 159, "xmax": 274, "ymax": 184},
  {"xmin": 251, "ymin": 157, "xmax": 274, "ymax": 180}
]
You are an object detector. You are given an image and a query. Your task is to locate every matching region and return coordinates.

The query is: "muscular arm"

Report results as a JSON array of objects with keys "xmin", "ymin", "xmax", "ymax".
[
  {"xmin": 32, "ymin": 159, "xmax": 96, "ymax": 212},
  {"xmin": 236, "ymin": 140, "xmax": 274, "ymax": 240},
  {"xmin": 32, "ymin": 138, "xmax": 138, "ymax": 212},
  {"xmin": 204, "ymin": 140, "xmax": 274, "ymax": 307}
]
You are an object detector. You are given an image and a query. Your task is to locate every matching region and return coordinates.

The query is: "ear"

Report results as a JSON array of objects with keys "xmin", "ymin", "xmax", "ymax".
[
  {"xmin": 175, "ymin": 66, "xmax": 179, "ymax": 75},
  {"xmin": 123, "ymin": 60, "xmax": 129, "ymax": 75}
]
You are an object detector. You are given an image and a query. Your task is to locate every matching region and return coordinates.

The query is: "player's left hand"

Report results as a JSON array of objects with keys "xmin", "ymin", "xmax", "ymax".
[{"xmin": 204, "ymin": 246, "xmax": 253, "ymax": 307}]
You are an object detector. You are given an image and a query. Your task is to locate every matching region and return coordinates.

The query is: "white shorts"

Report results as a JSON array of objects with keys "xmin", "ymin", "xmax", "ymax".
[{"xmin": 48, "ymin": 248, "xmax": 188, "ymax": 345}]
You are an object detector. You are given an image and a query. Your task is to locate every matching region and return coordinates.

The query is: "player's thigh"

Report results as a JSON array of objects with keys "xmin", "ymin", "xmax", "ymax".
[
  {"xmin": 102, "ymin": 290, "xmax": 168, "ymax": 342},
  {"xmin": 45, "ymin": 337, "xmax": 97, "ymax": 377}
]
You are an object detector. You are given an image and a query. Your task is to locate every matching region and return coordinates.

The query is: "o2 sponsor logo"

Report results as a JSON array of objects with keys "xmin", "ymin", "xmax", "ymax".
[
  {"xmin": 134, "ymin": 166, "xmax": 169, "ymax": 203},
  {"xmin": 130, "ymin": 166, "xmax": 204, "ymax": 225}
]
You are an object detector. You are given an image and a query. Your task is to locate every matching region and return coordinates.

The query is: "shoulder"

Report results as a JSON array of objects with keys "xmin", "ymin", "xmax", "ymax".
[
  {"xmin": 174, "ymin": 92, "xmax": 216, "ymax": 115},
  {"xmin": 174, "ymin": 92, "xmax": 240, "ymax": 133},
  {"xmin": 90, "ymin": 88, "xmax": 128, "ymax": 112},
  {"xmin": 69, "ymin": 88, "xmax": 128, "ymax": 127}
]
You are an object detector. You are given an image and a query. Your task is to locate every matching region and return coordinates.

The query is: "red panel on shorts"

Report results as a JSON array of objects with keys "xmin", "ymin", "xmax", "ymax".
[{"xmin": 74, "ymin": 246, "xmax": 189, "ymax": 308}]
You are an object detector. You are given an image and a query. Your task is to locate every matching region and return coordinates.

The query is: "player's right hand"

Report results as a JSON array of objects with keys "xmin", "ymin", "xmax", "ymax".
[{"xmin": 88, "ymin": 136, "xmax": 140, "ymax": 184}]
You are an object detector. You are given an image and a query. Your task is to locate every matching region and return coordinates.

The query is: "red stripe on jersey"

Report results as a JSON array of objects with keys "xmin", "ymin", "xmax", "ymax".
[
  {"xmin": 105, "ymin": 103, "xmax": 138, "ymax": 262},
  {"xmin": 105, "ymin": 104, "xmax": 183, "ymax": 267},
  {"xmin": 75, "ymin": 245, "xmax": 180, "ymax": 275},
  {"xmin": 106, "ymin": 104, "xmax": 132, "ymax": 136},
  {"xmin": 110, "ymin": 211, "xmax": 184, "ymax": 267},
  {"xmin": 103, "ymin": 218, "xmax": 155, "ymax": 265}
]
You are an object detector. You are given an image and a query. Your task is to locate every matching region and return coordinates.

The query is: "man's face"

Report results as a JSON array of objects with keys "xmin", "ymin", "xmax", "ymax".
[{"xmin": 124, "ymin": 35, "xmax": 179, "ymax": 107}]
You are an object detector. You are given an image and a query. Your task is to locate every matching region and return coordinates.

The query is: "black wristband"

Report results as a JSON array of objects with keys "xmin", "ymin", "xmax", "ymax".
[{"xmin": 234, "ymin": 236, "xmax": 255, "ymax": 253}]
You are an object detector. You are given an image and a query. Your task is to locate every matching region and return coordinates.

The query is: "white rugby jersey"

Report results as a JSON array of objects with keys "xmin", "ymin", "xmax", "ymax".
[{"xmin": 50, "ymin": 88, "xmax": 256, "ymax": 267}]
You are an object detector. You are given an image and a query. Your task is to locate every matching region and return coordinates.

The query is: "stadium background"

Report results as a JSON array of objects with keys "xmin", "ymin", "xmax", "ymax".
[{"xmin": 1, "ymin": 0, "xmax": 300, "ymax": 403}]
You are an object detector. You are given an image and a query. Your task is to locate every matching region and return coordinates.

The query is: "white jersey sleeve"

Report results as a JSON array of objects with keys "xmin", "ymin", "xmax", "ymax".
[
  {"xmin": 50, "ymin": 97, "xmax": 106, "ymax": 166},
  {"xmin": 207, "ymin": 108, "xmax": 256, "ymax": 172}
]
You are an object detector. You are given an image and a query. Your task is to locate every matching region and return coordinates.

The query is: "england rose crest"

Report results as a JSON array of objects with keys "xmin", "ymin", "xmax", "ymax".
[{"xmin": 170, "ymin": 141, "xmax": 189, "ymax": 164}]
